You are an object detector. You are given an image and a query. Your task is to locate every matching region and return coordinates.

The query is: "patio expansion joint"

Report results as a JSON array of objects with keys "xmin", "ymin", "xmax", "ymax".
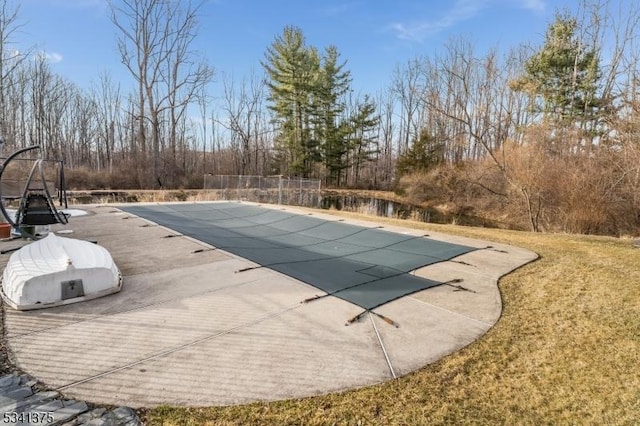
[
  {"xmin": 411, "ymin": 264, "xmax": 496, "ymax": 281},
  {"xmin": 54, "ymin": 302, "xmax": 305, "ymax": 393},
  {"xmin": 406, "ymin": 295, "xmax": 494, "ymax": 328}
]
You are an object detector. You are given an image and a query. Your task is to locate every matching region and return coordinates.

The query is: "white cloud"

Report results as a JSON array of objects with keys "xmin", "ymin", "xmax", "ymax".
[
  {"xmin": 46, "ymin": 52, "xmax": 63, "ymax": 63},
  {"xmin": 389, "ymin": 0, "xmax": 491, "ymax": 42},
  {"xmin": 520, "ymin": 0, "xmax": 546, "ymax": 13},
  {"xmin": 389, "ymin": 0, "xmax": 547, "ymax": 42},
  {"xmin": 34, "ymin": 51, "xmax": 63, "ymax": 64}
]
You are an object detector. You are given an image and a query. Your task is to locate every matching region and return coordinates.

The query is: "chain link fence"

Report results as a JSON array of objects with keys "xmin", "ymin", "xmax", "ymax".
[{"xmin": 204, "ymin": 175, "xmax": 322, "ymax": 207}]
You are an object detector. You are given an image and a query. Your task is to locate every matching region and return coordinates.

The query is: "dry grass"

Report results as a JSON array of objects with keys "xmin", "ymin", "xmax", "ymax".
[{"xmin": 144, "ymin": 211, "xmax": 640, "ymax": 425}]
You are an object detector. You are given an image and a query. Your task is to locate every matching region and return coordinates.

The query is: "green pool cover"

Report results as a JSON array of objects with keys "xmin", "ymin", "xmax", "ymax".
[{"xmin": 121, "ymin": 202, "xmax": 478, "ymax": 310}]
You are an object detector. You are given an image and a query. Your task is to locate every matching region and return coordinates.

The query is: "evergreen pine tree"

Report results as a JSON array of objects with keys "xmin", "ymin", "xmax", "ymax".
[
  {"xmin": 348, "ymin": 95, "xmax": 380, "ymax": 186},
  {"xmin": 262, "ymin": 26, "xmax": 320, "ymax": 176},
  {"xmin": 511, "ymin": 13, "xmax": 601, "ymax": 128},
  {"xmin": 314, "ymin": 46, "xmax": 352, "ymax": 185}
]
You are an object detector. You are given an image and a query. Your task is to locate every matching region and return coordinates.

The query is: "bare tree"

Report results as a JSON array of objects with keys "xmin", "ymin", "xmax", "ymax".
[
  {"xmin": 391, "ymin": 58, "xmax": 424, "ymax": 155},
  {"xmin": 160, "ymin": 1, "xmax": 213, "ymax": 186},
  {"xmin": 109, "ymin": 0, "xmax": 212, "ymax": 187},
  {"xmin": 0, "ymin": 0, "xmax": 30, "ymax": 146},
  {"xmin": 91, "ymin": 72, "xmax": 121, "ymax": 173},
  {"xmin": 580, "ymin": 0, "xmax": 640, "ymax": 119},
  {"xmin": 376, "ymin": 88, "xmax": 396, "ymax": 189},
  {"xmin": 419, "ymin": 37, "xmax": 521, "ymax": 167},
  {"xmin": 27, "ymin": 56, "xmax": 74, "ymax": 159},
  {"xmin": 218, "ymin": 72, "xmax": 270, "ymax": 175}
]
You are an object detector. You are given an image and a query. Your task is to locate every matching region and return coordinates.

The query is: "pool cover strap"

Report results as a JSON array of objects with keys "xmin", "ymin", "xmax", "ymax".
[{"xmin": 121, "ymin": 202, "xmax": 479, "ymax": 311}]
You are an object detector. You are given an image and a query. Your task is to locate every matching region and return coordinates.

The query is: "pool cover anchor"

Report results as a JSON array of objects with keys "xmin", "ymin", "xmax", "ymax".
[
  {"xmin": 301, "ymin": 294, "xmax": 401, "ymax": 327},
  {"xmin": 346, "ymin": 310, "xmax": 399, "ymax": 328},
  {"xmin": 237, "ymin": 265, "xmax": 262, "ymax": 273},
  {"xmin": 301, "ymin": 294, "xmax": 325, "ymax": 304},
  {"xmin": 192, "ymin": 247, "xmax": 216, "ymax": 254},
  {"xmin": 484, "ymin": 245, "xmax": 508, "ymax": 254},
  {"xmin": 451, "ymin": 260, "xmax": 476, "ymax": 267},
  {"xmin": 443, "ymin": 278, "xmax": 476, "ymax": 293}
]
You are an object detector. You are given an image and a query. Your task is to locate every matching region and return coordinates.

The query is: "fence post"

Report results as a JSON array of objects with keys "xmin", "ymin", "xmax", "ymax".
[
  {"xmin": 299, "ymin": 178, "xmax": 302, "ymax": 205},
  {"xmin": 278, "ymin": 175, "xmax": 283, "ymax": 205}
]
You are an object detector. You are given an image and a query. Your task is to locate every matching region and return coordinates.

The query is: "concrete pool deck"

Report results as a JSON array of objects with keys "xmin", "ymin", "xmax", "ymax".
[{"xmin": 0, "ymin": 202, "xmax": 537, "ymax": 407}]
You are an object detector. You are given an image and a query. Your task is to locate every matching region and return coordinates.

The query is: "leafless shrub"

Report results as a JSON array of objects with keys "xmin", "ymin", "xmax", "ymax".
[
  {"xmin": 396, "ymin": 131, "xmax": 640, "ymax": 235},
  {"xmin": 65, "ymin": 162, "xmax": 146, "ymax": 190},
  {"xmin": 502, "ymin": 127, "xmax": 640, "ymax": 235}
]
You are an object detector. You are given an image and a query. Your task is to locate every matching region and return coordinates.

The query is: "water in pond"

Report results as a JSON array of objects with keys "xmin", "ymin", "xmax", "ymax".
[{"xmin": 320, "ymin": 195, "xmax": 445, "ymax": 223}]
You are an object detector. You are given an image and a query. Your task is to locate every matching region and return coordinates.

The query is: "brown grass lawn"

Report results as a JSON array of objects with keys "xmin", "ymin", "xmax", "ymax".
[{"xmin": 143, "ymin": 210, "xmax": 640, "ymax": 425}]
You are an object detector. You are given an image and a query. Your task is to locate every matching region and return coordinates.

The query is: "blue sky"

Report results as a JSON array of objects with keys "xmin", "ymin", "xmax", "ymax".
[{"xmin": 16, "ymin": 0, "xmax": 575, "ymax": 96}]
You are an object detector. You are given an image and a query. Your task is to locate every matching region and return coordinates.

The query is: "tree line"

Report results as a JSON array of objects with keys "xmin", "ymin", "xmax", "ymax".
[
  {"xmin": 0, "ymin": 0, "xmax": 382, "ymax": 188},
  {"xmin": 1, "ymin": 0, "xmax": 639, "ymax": 234},
  {"xmin": 394, "ymin": 2, "xmax": 640, "ymax": 234}
]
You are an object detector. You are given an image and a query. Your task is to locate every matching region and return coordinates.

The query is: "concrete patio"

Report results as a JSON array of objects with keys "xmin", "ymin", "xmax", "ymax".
[{"xmin": 0, "ymin": 202, "xmax": 537, "ymax": 407}]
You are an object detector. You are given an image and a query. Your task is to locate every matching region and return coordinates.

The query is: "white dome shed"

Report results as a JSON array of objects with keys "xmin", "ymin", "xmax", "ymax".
[{"xmin": 1, "ymin": 233, "xmax": 122, "ymax": 310}]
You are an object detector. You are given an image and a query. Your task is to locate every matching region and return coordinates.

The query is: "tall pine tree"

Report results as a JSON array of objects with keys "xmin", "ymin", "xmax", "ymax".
[
  {"xmin": 348, "ymin": 95, "xmax": 380, "ymax": 186},
  {"xmin": 314, "ymin": 46, "xmax": 351, "ymax": 185},
  {"xmin": 511, "ymin": 13, "xmax": 601, "ymax": 129},
  {"xmin": 263, "ymin": 27, "xmax": 378, "ymax": 185},
  {"xmin": 262, "ymin": 26, "xmax": 319, "ymax": 176}
]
